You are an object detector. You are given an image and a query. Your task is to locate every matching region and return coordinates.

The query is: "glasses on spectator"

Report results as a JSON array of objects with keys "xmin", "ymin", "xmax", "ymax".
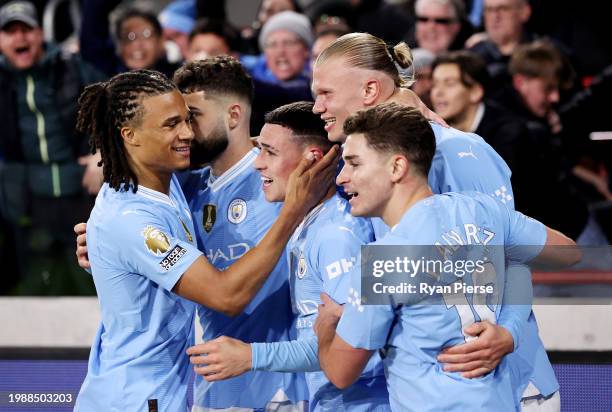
[
  {"xmin": 264, "ymin": 38, "xmax": 302, "ymax": 50},
  {"xmin": 416, "ymin": 16, "xmax": 456, "ymax": 25},
  {"xmin": 120, "ymin": 28, "xmax": 154, "ymax": 43}
]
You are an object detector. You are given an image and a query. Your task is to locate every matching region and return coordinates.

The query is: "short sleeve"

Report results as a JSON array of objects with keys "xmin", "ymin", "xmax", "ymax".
[
  {"xmin": 336, "ymin": 261, "xmax": 395, "ymax": 350},
  {"xmin": 313, "ymin": 226, "xmax": 364, "ymax": 304},
  {"xmin": 108, "ymin": 211, "xmax": 202, "ymax": 291}
]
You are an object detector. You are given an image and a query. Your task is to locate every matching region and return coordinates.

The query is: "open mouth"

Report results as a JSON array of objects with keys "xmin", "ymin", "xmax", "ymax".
[
  {"xmin": 14, "ymin": 45, "xmax": 31, "ymax": 56},
  {"xmin": 275, "ymin": 58, "xmax": 290, "ymax": 71},
  {"xmin": 261, "ymin": 176, "xmax": 273, "ymax": 187},
  {"xmin": 173, "ymin": 146, "xmax": 190, "ymax": 156},
  {"xmin": 346, "ymin": 191, "xmax": 358, "ymax": 201},
  {"xmin": 323, "ymin": 117, "xmax": 336, "ymax": 131}
]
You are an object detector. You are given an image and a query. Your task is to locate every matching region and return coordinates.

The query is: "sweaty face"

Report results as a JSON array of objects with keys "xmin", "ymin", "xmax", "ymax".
[
  {"xmin": 484, "ymin": 0, "xmax": 528, "ymax": 47},
  {"xmin": 183, "ymin": 91, "xmax": 229, "ymax": 167},
  {"xmin": 0, "ymin": 22, "xmax": 44, "ymax": 70},
  {"xmin": 431, "ymin": 63, "xmax": 475, "ymax": 123},
  {"xmin": 187, "ymin": 33, "xmax": 231, "ymax": 61},
  {"xmin": 514, "ymin": 75, "xmax": 559, "ymax": 118},
  {"xmin": 415, "ymin": 2, "xmax": 460, "ymax": 54},
  {"xmin": 254, "ymin": 123, "xmax": 305, "ymax": 202},
  {"xmin": 312, "ymin": 58, "xmax": 366, "ymax": 143},
  {"xmin": 130, "ymin": 90, "xmax": 194, "ymax": 174},
  {"xmin": 263, "ymin": 30, "xmax": 309, "ymax": 81},
  {"xmin": 336, "ymin": 133, "xmax": 393, "ymax": 218},
  {"xmin": 119, "ymin": 16, "xmax": 164, "ymax": 70}
]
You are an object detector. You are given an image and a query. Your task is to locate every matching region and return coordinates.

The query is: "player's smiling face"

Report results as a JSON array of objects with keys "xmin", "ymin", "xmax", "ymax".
[
  {"xmin": 125, "ymin": 90, "xmax": 194, "ymax": 176},
  {"xmin": 336, "ymin": 133, "xmax": 393, "ymax": 217},
  {"xmin": 254, "ymin": 123, "xmax": 305, "ymax": 202},
  {"xmin": 183, "ymin": 91, "xmax": 229, "ymax": 167},
  {"xmin": 312, "ymin": 58, "xmax": 367, "ymax": 143}
]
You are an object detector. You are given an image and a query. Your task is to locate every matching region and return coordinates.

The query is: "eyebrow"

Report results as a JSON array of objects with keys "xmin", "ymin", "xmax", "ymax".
[
  {"xmin": 161, "ymin": 115, "xmax": 183, "ymax": 127},
  {"xmin": 187, "ymin": 106, "xmax": 202, "ymax": 113},
  {"xmin": 343, "ymin": 154, "xmax": 359, "ymax": 162},
  {"xmin": 259, "ymin": 142, "xmax": 278, "ymax": 153}
]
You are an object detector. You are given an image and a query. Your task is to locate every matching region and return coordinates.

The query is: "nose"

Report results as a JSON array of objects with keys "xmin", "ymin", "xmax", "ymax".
[
  {"xmin": 336, "ymin": 163, "xmax": 348, "ymax": 187},
  {"xmin": 312, "ymin": 95, "xmax": 324, "ymax": 114},
  {"xmin": 179, "ymin": 119, "xmax": 194, "ymax": 141},
  {"xmin": 254, "ymin": 151, "xmax": 265, "ymax": 171}
]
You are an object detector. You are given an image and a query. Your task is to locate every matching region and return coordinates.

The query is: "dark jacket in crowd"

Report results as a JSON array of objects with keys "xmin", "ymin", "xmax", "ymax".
[
  {"xmin": 492, "ymin": 85, "xmax": 589, "ymax": 239},
  {"xmin": 0, "ymin": 43, "xmax": 106, "ymax": 199}
]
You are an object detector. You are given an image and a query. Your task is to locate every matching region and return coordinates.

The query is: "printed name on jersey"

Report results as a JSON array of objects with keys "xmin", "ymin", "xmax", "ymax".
[
  {"xmin": 228, "ymin": 198, "xmax": 247, "ymax": 224},
  {"xmin": 179, "ymin": 218, "xmax": 193, "ymax": 243},
  {"xmin": 206, "ymin": 242, "xmax": 250, "ymax": 265},
  {"xmin": 203, "ymin": 204, "xmax": 216, "ymax": 233},
  {"xmin": 326, "ymin": 257, "xmax": 356, "ymax": 280},
  {"xmin": 159, "ymin": 245, "xmax": 187, "ymax": 271},
  {"xmin": 142, "ymin": 226, "xmax": 171, "ymax": 256}
]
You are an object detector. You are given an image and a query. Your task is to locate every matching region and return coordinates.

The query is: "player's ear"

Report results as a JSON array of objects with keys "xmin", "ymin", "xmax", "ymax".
[
  {"xmin": 227, "ymin": 103, "xmax": 242, "ymax": 129},
  {"xmin": 390, "ymin": 154, "xmax": 409, "ymax": 183},
  {"xmin": 469, "ymin": 84, "xmax": 484, "ymax": 104},
  {"xmin": 362, "ymin": 79, "xmax": 381, "ymax": 106},
  {"xmin": 120, "ymin": 126, "xmax": 138, "ymax": 146},
  {"xmin": 307, "ymin": 147, "xmax": 323, "ymax": 161}
]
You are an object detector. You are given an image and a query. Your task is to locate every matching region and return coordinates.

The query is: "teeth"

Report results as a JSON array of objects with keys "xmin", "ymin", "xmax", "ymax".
[
  {"xmin": 261, "ymin": 177, "xmax": 273, "ymax": 183},
  {"xmin": 324, "ymin": 118, "xmax": 336, "ymax": 126},
  {"xmin": 131, "ymin": 50, "xmax": 144, "ymax": 60}
]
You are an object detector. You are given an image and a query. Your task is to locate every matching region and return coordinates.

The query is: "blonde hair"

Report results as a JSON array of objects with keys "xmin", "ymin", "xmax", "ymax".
[{"xmin": 316, "ymin": 32, "xmax": 414, "ymax": 87}]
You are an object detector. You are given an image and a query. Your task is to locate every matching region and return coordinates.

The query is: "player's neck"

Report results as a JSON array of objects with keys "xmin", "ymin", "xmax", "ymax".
[
  {"xmin": 210, "ymin": 129, "xmax": 253, "ymax": 177},
  {"xmin": 381, "ymin": 182, "xmax": 433, "ymax": 227},
  {"xmin": 136, "ymin": 169, "xmax": 172, "ymax": 195}
]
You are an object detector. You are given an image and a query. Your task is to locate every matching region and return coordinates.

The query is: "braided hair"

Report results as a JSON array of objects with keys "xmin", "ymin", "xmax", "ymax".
[{"xmin": 76, "ymin": 70, "xmax": 176, "ymax": 192}]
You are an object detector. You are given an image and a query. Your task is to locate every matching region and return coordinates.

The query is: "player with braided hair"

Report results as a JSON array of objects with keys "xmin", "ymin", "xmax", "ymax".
[{"xmin": 74, "ymin": 69, "xmax": 338, "ymax": 411}]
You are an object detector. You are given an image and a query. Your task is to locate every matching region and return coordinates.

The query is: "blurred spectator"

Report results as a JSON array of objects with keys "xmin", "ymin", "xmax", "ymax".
[
  {"xmin": 307, "ymin": 0, "xmax": 412, "ymax": 44},
  {"xmin": 79, "ymin": 0, "xmax": 180, "ymax": 78},
  {"xmin": 241, "ymin": 10, "xmax": 314, "ymax": 134},
  {"xmin": 410, "ymin": 47, "xmax": 436, "ymax": 109},
  {"xmin": 430, "ymin": 50, "xmax": 527, "ymax": 174},
  {"xmin": 159, "ymin": 0, "xmax": 196, "ymax": 62},
  {"xmin": 407, "ymin": 0, "xmax": 474, "ymax": 55},
  {"xmin": 241, "ymin": 0, "xmax": 300, "ymax": 54},
  {"xmin": 241, "ymin": 10, "xmax": 312, "ymax": 84},
  {"xmin": 492, "ymin": 40, "xmax": 592, "ymax": 241},
  {"xmin": 311, "ymin": 16, "xmax": 351, "ymax": 69},
  {"xmin": 186, "ymin": 18, "xmax": 239, "ymax": 61},
  {"xmin": 469, "ymin": 0, "xmax": 532, "ymax": 84},
  {"xmin": 0, "ymin": 0, "xmax": 105, "ymax": 295}
]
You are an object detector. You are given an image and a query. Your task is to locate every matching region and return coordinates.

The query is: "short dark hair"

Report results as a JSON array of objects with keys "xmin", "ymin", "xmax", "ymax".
[
  {"xmin": 343, "ymin": 102, "xmax": 435, "ymax": 177},
  {"xmin": 115, "ymin": 9, "xmax": 162, "ymax": 41},
  {"xmin": 264, "ymin": 101, "xmax": 333, "ymax": 151},
  {"xmin": 432, "ymin": 50, "xmax": 490, "ymax": 94},
  {"xmin": 509, "ymin": 40, "xmax": 575, "ymax": 89},
  {"xmin": 189, "ymin": 18, "xmax": 240, "ymax": 51},
  {"xmin": 173, "ymin": 55, "xmax": 254, "ymax": 103}
]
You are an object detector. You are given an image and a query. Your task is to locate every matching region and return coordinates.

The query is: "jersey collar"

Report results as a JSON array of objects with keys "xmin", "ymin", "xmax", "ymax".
[{"xmin": 209, "ymin": 148, "xmax": 258, "ymax": 192}]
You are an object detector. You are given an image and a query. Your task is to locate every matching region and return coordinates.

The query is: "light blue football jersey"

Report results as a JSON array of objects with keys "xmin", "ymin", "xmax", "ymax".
[
  {"xmin": 337, "ymin": 192, "xmax": 547, "ymax": 412},
  {"xmin": 75, "ymin": 176, "xmax": 202, "ymax": 412},
  {"xmin": 180, "ymin": 148, "xmax": 307, "ymax": 409},
  {"xmin": 287, "ymin": 194, "xmax": 390, "ymax": 411},
  {"xmin": 370, "ymin": 124, "xmax": 557, "ymax": 400}
]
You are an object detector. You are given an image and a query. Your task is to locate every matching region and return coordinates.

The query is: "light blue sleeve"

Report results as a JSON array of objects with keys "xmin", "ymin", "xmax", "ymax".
[
  {"xmin": 503, "ymin": 208, "xmax": 547, "ymax": 263},
  {"xmin": 498, "ymin": 263, "xmax": 533, "ymax": 351},
  {"xmin": 428, "ymin": 129, "xmax": 515, "ymax": 209},
  {"xmin": 314, "ymin": 225, "xmax": 364, "ymax": 304},
  {"xmin": 110, "ymin": 211, "xmax": 202, "ymax": 292},
  {"xmin": 336, "ymin": 262, "xmax": 395, "ymax": 350},
  {"xmin": 251, "ymin": 336, "xmax": 320, "ymax": 372}
]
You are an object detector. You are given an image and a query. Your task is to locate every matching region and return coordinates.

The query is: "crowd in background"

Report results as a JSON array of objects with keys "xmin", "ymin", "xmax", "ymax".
[{"xmin": 0, "ymin": 0, "xmax": 610, "ymax": 296}]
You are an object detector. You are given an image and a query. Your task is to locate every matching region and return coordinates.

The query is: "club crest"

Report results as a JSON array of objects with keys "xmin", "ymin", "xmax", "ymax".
[
  {"xmin": 228, "ymin": 198, "xmax": 247, "ymax": 224},
  {"xmin": 203, "ymin": 204, "xmax": 217, "ymax": 233},
  {"xmin": 297, "ymin": 254, "xmax": 307, "ymax": 279},
  {"xmin": 142, "ymin": 226, "xmax": 171, "ymax": 256}
]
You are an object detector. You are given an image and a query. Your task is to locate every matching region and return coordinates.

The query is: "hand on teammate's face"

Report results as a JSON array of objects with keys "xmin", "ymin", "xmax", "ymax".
[{"xmin": 284, "ymin": 145, "xmax": 340, "ymax": 217}]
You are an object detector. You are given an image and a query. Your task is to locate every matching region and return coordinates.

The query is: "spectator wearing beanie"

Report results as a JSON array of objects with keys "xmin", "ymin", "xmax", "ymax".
[
  {"xmin": 241, "ymin": 10, "xmax": 313, "ymax": 85},
  {"xmin": 159, "ymin": 0, "xmax": 196, "ymax": 62}
]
